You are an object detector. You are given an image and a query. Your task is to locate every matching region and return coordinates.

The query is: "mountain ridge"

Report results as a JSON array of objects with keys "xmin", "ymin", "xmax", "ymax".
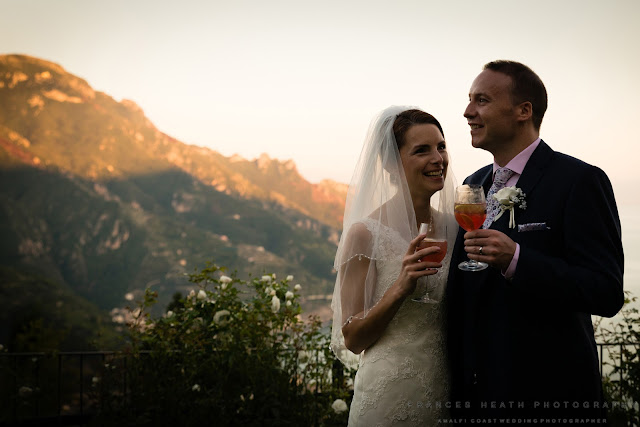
[
  {"xmin": 0, "ymin": 54, "xmax": 345, "ymax": 329},
  {"xmin": 0, "ymin": 53, "xmax": 347, "ymax": 229}
]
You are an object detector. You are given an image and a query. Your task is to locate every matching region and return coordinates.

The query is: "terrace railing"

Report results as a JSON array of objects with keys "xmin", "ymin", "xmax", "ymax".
[{"xmin": 1, "ymin": 343, "xmax": 637, "ymax": 426}]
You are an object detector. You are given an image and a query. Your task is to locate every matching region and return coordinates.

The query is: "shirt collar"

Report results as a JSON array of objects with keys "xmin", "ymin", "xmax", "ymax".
[{"xmin": 492, "ymin": 137, "xmax": 541, "ymax": 177}]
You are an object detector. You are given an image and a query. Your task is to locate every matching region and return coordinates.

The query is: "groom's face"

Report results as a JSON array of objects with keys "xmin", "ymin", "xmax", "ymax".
[{"xmin": 464, "ymin": 69, "xmax": 520, "ymax": 154}]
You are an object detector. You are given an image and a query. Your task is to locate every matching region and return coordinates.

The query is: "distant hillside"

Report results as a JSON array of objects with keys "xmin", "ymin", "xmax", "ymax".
[
  {"xmin": 0, "ymin": 54, "xmax": 345, "ymax": 330},
  {"xmin": 0, "ymin": 266, "xmax": 122, "ymax": 351}
]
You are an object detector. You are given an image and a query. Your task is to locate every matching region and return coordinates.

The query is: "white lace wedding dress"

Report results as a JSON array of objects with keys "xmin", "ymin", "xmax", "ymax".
[{"xmin": 348, "ymin": 218, "xmax": 450, "ymax": 426}]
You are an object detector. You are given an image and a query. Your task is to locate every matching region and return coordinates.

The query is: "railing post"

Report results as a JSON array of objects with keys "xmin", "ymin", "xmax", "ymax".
[
  {"xmin": 333, "ymin": 358, "xmax": 343, "ymax": 388},
  {"xmin": 314, "ymin": 350, "xmax": 319, "ymax": 426},
  {"xmin": 101, "ymin": 352, "xmax": 106, "ymax": 414},
  {"xmin": 598, "ymin": 343, "xmax": 603, "ymax": 376},
  {"xmin": 123, "ymin": 354, "xmax": 128, "ymax": 410},
  {"xmin": 619, "ymin": 343, "xmax": 624, "ymax": 399},
  {"xmin": 80, "ymin": 353, "xmax": 84, "ymax": 417},
  {"xmin": 58, "ymin": 353, "xmax": 62, "ymax": 421},
  {"xmin": 34, "ymin": 356, "xmax": 40, "ymax": 417},
  {"xmin": 12, "ymin": 354, "xmax": 18, "ymax": 421}
]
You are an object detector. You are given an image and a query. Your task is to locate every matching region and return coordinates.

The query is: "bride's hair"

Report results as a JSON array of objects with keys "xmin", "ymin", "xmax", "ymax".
[{"xmin": 392, "ymin": 109, "xmax": 445, "ymax": 148}]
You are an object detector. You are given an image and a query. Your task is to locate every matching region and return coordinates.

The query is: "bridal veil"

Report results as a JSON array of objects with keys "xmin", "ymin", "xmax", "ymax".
[{"xmin": 330, "ymin": 105, "xmax": 457, "ymax": 368}]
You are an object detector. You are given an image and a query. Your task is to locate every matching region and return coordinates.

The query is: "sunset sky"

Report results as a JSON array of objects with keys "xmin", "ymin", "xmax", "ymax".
[{"xmin": 1, "ymin": 0, "xmax": 639, "ymax": 207}]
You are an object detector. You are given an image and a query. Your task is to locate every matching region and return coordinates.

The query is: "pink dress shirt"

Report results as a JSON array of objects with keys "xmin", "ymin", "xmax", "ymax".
[{"xmin": 492, "ymin": 138, "xmax": 541, "ymax": 279}]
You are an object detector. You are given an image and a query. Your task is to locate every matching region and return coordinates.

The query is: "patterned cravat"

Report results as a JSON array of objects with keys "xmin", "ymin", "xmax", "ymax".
[{"xmin": 482, "ymin": 167, "xmax": 515, "ymax": 229}]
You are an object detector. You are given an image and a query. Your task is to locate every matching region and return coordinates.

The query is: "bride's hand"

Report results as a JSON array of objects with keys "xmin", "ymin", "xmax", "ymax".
[{"xmin": 394, "ymin": 233, "xmax": 443, "ymax": 298}]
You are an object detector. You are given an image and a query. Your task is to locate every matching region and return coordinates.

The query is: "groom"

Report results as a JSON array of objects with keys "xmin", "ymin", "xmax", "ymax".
[{"xmin": 447, "ymin": 60, "xmax": 624, "ymax": 422}]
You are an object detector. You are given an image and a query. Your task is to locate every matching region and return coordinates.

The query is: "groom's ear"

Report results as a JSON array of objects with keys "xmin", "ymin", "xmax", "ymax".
[{"xmin": 515, "ymin": 101, "xmax": 533, "ymax": 123}]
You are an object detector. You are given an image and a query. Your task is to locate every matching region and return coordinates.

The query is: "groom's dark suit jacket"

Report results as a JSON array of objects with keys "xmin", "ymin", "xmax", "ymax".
[{"xmin": 447, "ymin": 141, "xmax": 624, "ymax": 421}]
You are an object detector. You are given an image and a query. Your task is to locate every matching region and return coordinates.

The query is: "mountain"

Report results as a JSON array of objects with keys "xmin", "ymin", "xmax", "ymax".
[
  {"xmin": 0, "ymin": 54, "xmax": 346, "ymax": 335},
  {"xmin": 0, "ymin": 54, "xmax": 347, "ymax": 229}
]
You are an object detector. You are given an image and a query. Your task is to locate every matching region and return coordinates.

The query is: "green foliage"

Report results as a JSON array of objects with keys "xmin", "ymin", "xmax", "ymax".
[
  {"xmin": 593, "ymin": 292, "xmax": 640, "ymax": 425},
  {"xmin": 95, "ymin": 262, "xmax": 355, "ymax": 426},
  {"xmin": 0, "ymin": 266, "xmax": 122, "ymax": 352}
]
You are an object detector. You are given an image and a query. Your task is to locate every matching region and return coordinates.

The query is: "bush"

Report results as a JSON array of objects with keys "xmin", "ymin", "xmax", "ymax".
[
  {"xmin": 94, "ymin": 262, "xmax": 355, "ymax": 426},
  {"xmin": 594, "ymin": 292, "xmax": 640, "ymax": 425}
]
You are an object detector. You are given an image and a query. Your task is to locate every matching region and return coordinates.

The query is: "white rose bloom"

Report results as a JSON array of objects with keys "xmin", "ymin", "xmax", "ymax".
[
  {"xmin": 166, "ymin": 311, "xmax": 174, "ymax": 318},
  {"xmin": 270, "ymin": 290, "xmax": 276, "ymax": 296},
  {"xmin": 197, "ymin": 290, "xmax": 207, "ymax": 300},
  {"xmin": 213, "ymin": 310, "xmax": 231, "ymax": 325},
  {"xmin": 221, "ymin": 283, "xmax": 227, "ymax": 290},
  {"xmin": 271, "ymin": 295, "xmax": 281, "ymax": 313},
  {"xmin": 286, "ymin": 300, "xmax": 292, "ymax": 307},
  {"xmin": 332, "ymin": 398, "xmax": 348, "ymax": 414},
  {"xmin": 188, "ymin": 290, "xmax": 196, "ymax": 298},
  {"xmin": 124, "ymin": 292, "xmax": 134, "ymax": 301},
  {"xmin": 261, "ymin": 275, "xmax": 272, "ymax": 283},
  {"xmin": 18, "ymin": 386, "xmax": 33, "ymax": 398},
  {"xmin": 294, "ymin": 284, "xmax": 302, "ymax": 291},
  {"xmin": 219, "ymin": 275, "xmax": 232, "ymax": 284},
  {"xmin": 285, "ymin": 291, "xmax": 294, "ymax": 300},
  {"xmin": 494, "ymin": 187, "xmax": 518, "ymax": 205},
  {"xmin": 286, "ymin": 275, "xmax": 294, "ymax": 281},
  {"xmin": 192, "ymin": 384, "xmax": 201, "ymax": 392},
  {"xmin": 298, "ymin": 350, "xmax": 310, "ymax": 364}
]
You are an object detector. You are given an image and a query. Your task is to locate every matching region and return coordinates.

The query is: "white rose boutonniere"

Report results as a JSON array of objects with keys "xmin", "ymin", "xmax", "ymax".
[{"xmin": 493, "ymin": 186, "xmax": 527, "ymax": 229}]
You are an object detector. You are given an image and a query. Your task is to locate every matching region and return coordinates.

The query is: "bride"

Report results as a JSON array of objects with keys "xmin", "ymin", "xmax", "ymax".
[{"xmin": 330, "ymin": 106, "xmax": 457, "ymax": 425}]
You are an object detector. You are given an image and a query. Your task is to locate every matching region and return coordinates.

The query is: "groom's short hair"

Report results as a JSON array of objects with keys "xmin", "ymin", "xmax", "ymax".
[{"xmin": 484, "ymin": 60, "xmax": 548, "ymax": 131}]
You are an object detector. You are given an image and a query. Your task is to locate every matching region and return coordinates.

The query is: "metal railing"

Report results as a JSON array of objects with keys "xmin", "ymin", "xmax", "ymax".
[
  {"xmin": 597, "ymin": 342, "xmax": 637, "ymax": 377},
  {"xmin": 0, "ymin": 351, "xmax": 136, "ymax": 426},
  {"xmin": 1, "ymin": 343, "xmax": 637, "ymax": 426}
]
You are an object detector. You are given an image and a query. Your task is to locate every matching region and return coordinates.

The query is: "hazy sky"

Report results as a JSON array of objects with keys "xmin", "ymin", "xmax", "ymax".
[{"xmin": 1, "ymin": 0, "xmax": 639, "ymax": 205}]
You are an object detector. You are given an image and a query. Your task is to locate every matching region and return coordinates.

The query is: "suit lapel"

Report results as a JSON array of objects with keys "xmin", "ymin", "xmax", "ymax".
[
  {"xmin": 489, "ymin": 141, "xmax": 554, "ymax": 234},
  {"xmin": 481, "ymin": 168, "xmax": 493, "ymax": 194},
  {"xmin": 514, "ymin": 140, "xmax": 553, "ymax": 199},
  {"xmin": 507, "ymin": 140, "xmax": 553, "ymax": 236}
]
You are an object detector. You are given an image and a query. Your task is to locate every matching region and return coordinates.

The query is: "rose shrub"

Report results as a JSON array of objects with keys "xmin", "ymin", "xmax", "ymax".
[{"xmin": 96, "ymin": 262, "xmax": 355, "ymax": 426}]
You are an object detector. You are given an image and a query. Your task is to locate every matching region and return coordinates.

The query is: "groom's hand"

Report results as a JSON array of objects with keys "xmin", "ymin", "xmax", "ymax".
[{"xmin": 464, "ymin": 229, "xmax": 517, "ymax": 272}]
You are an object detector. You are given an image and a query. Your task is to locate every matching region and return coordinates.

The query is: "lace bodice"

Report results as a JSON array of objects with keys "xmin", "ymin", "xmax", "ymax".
[{"xmin": 348, "ymin": 217, "xmax": 450, "ymax": 426}]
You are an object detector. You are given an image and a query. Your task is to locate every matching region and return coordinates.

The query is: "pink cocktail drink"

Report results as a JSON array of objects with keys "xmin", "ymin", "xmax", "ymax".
[
  {"xmin": 454, "ymin": 203, "xmax": 486, "ymax": 231},
  {"xmin": 417, "ymin": 239, "xmax": 447, "ymax": 263}
]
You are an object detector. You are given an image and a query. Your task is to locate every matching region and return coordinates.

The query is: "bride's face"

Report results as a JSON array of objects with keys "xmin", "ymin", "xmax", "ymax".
[{"xmin": 398, "ymin": 123, "xmax": 448, "ymax": 199}]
